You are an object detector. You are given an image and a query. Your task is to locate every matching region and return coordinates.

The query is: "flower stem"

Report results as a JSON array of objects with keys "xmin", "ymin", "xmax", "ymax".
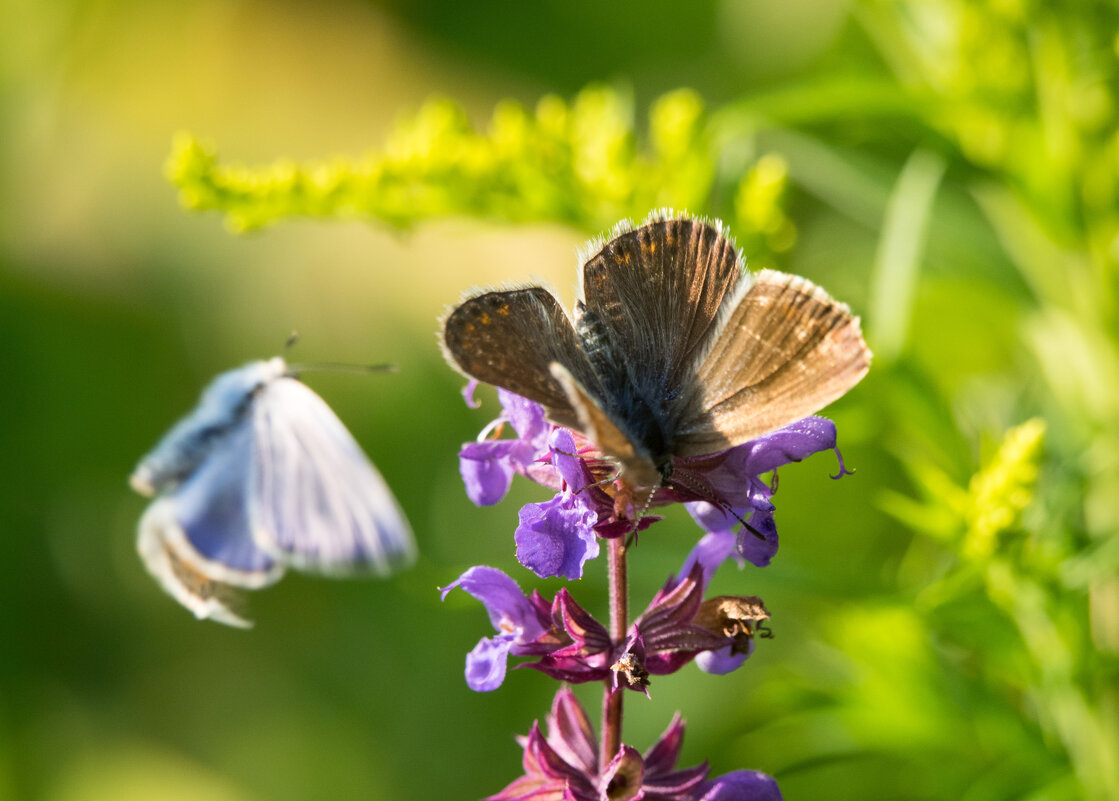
[{"xmin": 601, "ymin": 536, "xmax": 628, "ymax": 767}]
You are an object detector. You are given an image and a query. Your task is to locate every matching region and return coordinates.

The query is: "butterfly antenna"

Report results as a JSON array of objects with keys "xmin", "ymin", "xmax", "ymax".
[
  {"xmin": 286, "ymin": 362, "xmax": 399, "ymax": 376},
  {"xmin": 577, "ymin": 465, "xmax": 621, "ymax": 495},
  {"xmin": 633, "ymin": 486, "xmax": 657, "ymax": 532},
  {"xmin": 667, "ymin": 470, "xmax": 765, "ymax": 541},
  {"xmin": 550, "ymin": 446, "xmax": 620, "ymax": 496}
]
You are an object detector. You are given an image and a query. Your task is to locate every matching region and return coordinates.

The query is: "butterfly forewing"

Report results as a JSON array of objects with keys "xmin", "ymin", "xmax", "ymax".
[
  {"xmin": 578, "ymin": 217, "xmax": 743, "ymax": 406},
  {"xmin": 443, "ymin": 287, "xmax": 598, "ymax": 429},
  {"xmin": 250, "ymin": 378, "xmax": 416, "ymax": 575},
  {"xmin": 675, "ymin": 270, "xmax": 871, "ymax": 456}
]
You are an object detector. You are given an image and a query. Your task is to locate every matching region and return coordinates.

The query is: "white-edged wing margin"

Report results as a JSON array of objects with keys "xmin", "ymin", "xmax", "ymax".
[
  {"xmin": 250, "ymin": 377, "xmax": 416, "ymax": 576},
  {"xmin": 136, "ymin": 419, "xmax": 284, "ymax": 628}
]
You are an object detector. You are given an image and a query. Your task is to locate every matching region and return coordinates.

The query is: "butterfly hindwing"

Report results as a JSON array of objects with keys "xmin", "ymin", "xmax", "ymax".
[
  {"xmin": 137, "ymin": 513, "xmax": 255, "ymax": 628},
  {"xmin": 136, "ymin": 416, "xmax": 282, "ymax": 627},
  {"xmin": 250, "ymin": 377, "xmax": 415, "ymax": 575}
]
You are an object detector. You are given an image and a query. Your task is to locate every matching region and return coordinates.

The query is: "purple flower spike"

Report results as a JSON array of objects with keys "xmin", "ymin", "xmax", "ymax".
[
  {"xmin": 488, "ymin": 688, "xmax": 773, "ymax": 801},
  {"xmin": 459, "ymin": 385, "xmax": 850, "ymax": 574}
]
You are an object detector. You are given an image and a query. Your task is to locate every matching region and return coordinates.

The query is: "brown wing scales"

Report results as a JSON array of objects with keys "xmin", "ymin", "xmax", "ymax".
[
  {"xmin": 676, "ymin": 270, "xmax": 871, "ymax": 455},
  {"xmin": 443, "ymin": 288, "xmax": 595, "ymax": 430}
]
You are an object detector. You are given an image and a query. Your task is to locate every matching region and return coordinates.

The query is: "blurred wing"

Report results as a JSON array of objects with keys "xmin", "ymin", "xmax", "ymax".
[
  {"xmin": 136, "ymin": 421, "xmax": 282, "ymax": 628},
  {"xmin": 130, "ymin": 359, "xmax": 284, "ymax": 495},
  {"xmin": 137, "ymin": 512, "xmax": 254, "ymax": 628},
  {"xmin": 250, "ymin": 378, "xmax": 416, "ymax": 576},
  {"xmin": 577, "ymin": 216, "xmax": 743, "ymax": 405},
  {"xmin": 442, "ymin": 287, "xmax": 597, "ymax": 430},
  {"xmin": 675, "ymin": 270, "xmax": 871, "ymax": 455}
]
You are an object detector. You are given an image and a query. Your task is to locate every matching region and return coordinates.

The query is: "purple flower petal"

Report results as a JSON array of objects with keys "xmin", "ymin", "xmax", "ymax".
[
  {"xmin": 465, "ymin": 634, "xmax": 515, "ymax": 692},
  {"xmin": 548, "ymin": 428, "xmax": 590, "ymax": 492},
  {"xmin": 462, "ymin": 379, "xmax": 482, "ymax": 409},
  {"xmin": 683, "ymin": 479, "xmax": 769, "ymax": 530},
  {"xmin": 700, "ymin": 770, "xmax": 783, "ymax": 801},
  {"xmin": 736, "ymin": 416, "xmax": 837, "ymax": 475},
  {"xmin": 515, "ymin": 495, "xmax": 599, "ymax": 580},
  {"xmin": 695, "ymin": 642, "xmax": 752, "ymax": 675},
  {"xmin": 460, "ymin": 440, "xmax": 522, "ymax": 506},
  {"xmin": 498, "ymin": 388, "xmax": 549, "ymax": 441},
  {"xmin": 440, "ymin": 565, "xmax": 546, "ymax": 641},
  {"xmin": 676, "ymin": 531, "xmax": 739, "ymax": 586},
  {"xmin": 458, "ymin": 392, "xmax": 554, "ymax": 507},
  {"xmin": 736, "ymin": 509, "xmax": 778, "ymax": 568},
  {"xmin": 681, "ymin": 417, "xmax": 839, "ymax": 547}
]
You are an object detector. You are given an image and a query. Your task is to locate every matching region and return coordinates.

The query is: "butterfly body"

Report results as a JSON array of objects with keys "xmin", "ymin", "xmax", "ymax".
[
  {"xmin": 443, "ymin": 211, "xmax": 871, "ymax": 502},
  {"xmin": 131, "ymin": 358, "xmax": 284, "ymax": 497},
  {"xmin": 131, "ymin": 357, "xmax": 414, "ymax": 626}
]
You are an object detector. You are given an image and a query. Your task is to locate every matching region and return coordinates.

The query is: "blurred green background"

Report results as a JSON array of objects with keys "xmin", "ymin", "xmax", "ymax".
[{"xmin": 3, "ymin": 0, "xmax": 1118, "ymax": 799}]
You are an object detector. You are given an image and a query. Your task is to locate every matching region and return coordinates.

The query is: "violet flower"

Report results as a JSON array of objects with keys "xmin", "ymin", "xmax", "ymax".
[
  {"xmin": 679, "ymin": 416, "xmax": 850, "ymax": 568},
  {"xmin": 459, "ymin": 385, "xmax": 557, "ymax": 506},
  {"xmin": 488, "ymin": 687, "xmax": 782, "ymax": 801},
  {"xmin": 442, "ymin": 538, "xmax": 773, "ymax": 692},
  {"xmin": 439, "ymin": 566, "xmax": 551, "ymax": 692},
  {"xmin": 440, "ymin": 565, "xmax": 616, "ymax": 691},
  {"xmin": 458, "ymin": 389, "xmax": 848, "ymax": 579}
]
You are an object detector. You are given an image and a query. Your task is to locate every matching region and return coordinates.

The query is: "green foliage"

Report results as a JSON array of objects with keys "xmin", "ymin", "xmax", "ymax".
[
  {"xmin": 166, "ymin": 86, "xmax": 798, "ymax": 268},
  {"xmin": 36, "ymin": 0, "xmax": 1116, "ymax": 799},
  {"xmin": 170, "ymin": 88, "xmax": 696, "ymax": 232},
  {"xmin": 165, "ymin": 10, "xmax": 1119, "ymax": 787}
]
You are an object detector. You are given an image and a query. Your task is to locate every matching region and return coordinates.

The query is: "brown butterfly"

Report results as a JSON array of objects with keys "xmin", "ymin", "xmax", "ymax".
[{"xmin": 442, "ymin": 210, "xmax": 871, "ymax": 500}]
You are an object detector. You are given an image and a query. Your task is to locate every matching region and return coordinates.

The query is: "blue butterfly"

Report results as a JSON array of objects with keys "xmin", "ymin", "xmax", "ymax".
[{"xmin": 130, "ymin": 357, "xmax": 415, "ymax": 627}]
